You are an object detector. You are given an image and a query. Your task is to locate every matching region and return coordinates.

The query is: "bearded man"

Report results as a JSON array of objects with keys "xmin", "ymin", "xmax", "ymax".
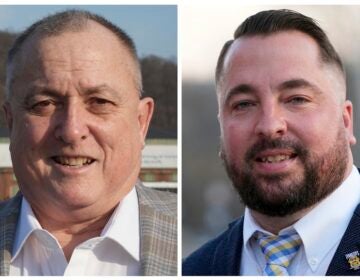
[{"xmin": 183, "ymin": 9, "xmax": 359, "ymax": 276}]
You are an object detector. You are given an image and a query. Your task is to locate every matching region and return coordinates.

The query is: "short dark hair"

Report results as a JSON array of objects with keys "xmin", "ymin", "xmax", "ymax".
[
  {"xmin": 6, "ymin": 9, "xmax": 142, "ymax": 99},
  {"xmin": 215, "ymin": 9, "xmax": 344, "ymax": 87}
]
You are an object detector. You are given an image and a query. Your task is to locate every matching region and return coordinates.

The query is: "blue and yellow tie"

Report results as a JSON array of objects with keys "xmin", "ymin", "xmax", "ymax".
[{"xmin": 255, "ymin": 230, "xmax": 302, "ymax": 276}]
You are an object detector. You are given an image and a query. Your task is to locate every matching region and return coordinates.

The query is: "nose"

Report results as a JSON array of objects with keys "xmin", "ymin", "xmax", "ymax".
[
  {"xmin": 254, "ymin": 103, "xmax": 287, "ymax": 138},
  {"xmin": 54, "ymin": 102, "xmax": 89, "ymax": 145}
]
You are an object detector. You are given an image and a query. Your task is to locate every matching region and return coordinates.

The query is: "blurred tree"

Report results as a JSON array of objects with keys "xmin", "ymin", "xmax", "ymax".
[
  {"xmin": 0, "ymin": 31, "xmax": 16, "ymax": 127},
  {"xmin": 141, "ymin": 55, "xmax": 177, "ymax": 138}
]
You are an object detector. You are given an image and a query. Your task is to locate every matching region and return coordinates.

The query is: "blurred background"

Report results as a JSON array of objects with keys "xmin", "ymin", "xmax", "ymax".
[
  {"xmin": 182, "ymin": 5, "xmax": 360, "ymax": 257},
  {"xmin": 0, "ymin": 5, "xmax": 177, "ymax": 198}
]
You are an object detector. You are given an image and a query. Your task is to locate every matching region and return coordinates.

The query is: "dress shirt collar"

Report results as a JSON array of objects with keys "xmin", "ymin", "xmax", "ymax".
[
  {"xmin": 12, "ymin": 194, "xmax": 42, "ymax": 262},
  {"xmin": 12, "ymin": 187, "xmax": 139, "ymax": 262},
  {"xmin": 293, "ymin": 165, "xmax": 360, "ymax": 271},
  {"xmin": 243, "ymin": 165, "xmax": 360, "ymax": 272},
  {"xmin": 101, "ymin": 187, "xmax": 139, "ymax": 261}
]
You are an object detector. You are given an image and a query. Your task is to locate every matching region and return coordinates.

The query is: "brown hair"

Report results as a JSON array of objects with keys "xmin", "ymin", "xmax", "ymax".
[{"xmin": 215, "ymin": 9, "xmax": 344, "ymax": 87}]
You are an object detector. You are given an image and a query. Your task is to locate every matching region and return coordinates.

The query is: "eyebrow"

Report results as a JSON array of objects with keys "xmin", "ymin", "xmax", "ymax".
[
  {"xmin": 278, "ymin": 78, "xmax": 323, "ymax": 95},
  {"xmin": 223, "ymin": 84, "xmax": 257, "ymax": 106},
  {"xmin": 24, "ymin": 88, "xmax": 59, "ymax": 106},
  {"xmin": 82, "ymin": 84, "xmax": 119, "ymax": 98},
  {"xmin": 24, "ymin": 83, "xmax": 120, "ymax": 103},
  {"xmin": 224, "ymin": 78, "xmax": 323, "ymax": 106}
]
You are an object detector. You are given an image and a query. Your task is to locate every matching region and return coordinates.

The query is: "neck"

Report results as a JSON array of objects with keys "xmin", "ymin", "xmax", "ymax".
[
  {"xmin": 250, "ymin": 206, "xmax": 314, "ymax": 235},
  {"xmin": 33, "ymin": 205, "xmax": 116, "ymax": 261}
]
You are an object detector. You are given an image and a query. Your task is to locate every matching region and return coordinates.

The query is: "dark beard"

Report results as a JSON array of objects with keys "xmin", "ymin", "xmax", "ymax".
[{"xmin": 222, "ymin": 130, "xmax": 349, "ymax": 217}]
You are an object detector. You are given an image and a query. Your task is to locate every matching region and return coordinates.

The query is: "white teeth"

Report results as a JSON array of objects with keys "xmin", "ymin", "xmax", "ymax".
[
  {"xmin": 260, "ymin": 155, "xmax": 290, "ymax": 163},
  {"xmin": 55, "ymin": 156, "xmax": 93, "ymax": 167}
]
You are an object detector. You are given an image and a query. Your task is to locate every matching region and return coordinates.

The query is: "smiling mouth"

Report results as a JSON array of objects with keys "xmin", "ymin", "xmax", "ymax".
[
  {"xmin": 52, "ymin": 156, "xmax": 95, "ymax": 167},
  {"xmin": 256, "ymin": 154, "xmax": 297, "ymax": 163}
]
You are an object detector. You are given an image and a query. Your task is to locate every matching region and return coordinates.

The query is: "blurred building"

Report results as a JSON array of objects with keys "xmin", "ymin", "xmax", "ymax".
[
  {"xmin": 0, "ymin": 132, "xmax": 17, "ymax": 200},
  {"xmin": 140, "ymin": 139, "xmax": 177, "ymax": 191}
]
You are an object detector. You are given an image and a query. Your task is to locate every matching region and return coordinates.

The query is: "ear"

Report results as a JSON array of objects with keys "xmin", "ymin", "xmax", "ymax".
[
  {"xmin": 3, "ymin": 101, "xmax": 13, "ymax": 133},
  {"xmin": 343, "ymin": 100, "xmax": 356, "ymax": 145},
  {"xmin": 137, "ymin": 97, "xmax": 154, "ymax": 148}
]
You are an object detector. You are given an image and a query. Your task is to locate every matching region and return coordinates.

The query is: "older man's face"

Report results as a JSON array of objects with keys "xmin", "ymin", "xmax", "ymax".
[
  {"xmin": 4, "ymin": 21, "xmax": 153, "ymax": 218},
  {"xmin": 218, "ymin": 31, "xmax": 356, "ymax": 216}
]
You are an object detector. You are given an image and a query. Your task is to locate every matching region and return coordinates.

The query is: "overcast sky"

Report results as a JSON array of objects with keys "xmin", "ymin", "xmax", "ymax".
[{"xmin": 0, "ymin": 5, "xmax": 177, "ymax": 59}]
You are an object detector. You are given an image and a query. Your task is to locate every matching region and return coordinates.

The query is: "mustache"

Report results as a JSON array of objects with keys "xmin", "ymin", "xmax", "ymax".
[{"xmin": 245, "ymin": 138, "xmax": 308, "ymax": 161}]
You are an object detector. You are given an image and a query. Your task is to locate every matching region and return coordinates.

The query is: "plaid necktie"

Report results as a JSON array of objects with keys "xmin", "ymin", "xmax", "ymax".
[{"xmin": 255, "ymin": 230, "xmax": 302, "ymax": 276}]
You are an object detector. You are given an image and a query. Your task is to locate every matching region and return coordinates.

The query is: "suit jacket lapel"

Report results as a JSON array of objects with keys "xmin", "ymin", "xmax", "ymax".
[
  {"xmin": 0, "ymin": 193, "xmax": 22, "ymax": 276},
  {"xmin": 211, "ymin": 218, "xmax": 244, "ymax": 275},
  {"xmin": 326, "ymin": 203, "xmax": 360, "ymax": 275},
  {"xmin": 209, "ymin": 204, "xmax": 360, "ymax": 276},
  {"xmin": 136, "ymin": 182, "xmax": 177, "ymax": 276},
  {"xmin": 194, "ymin": 201, "xmax": 360, "ymax": 276}
]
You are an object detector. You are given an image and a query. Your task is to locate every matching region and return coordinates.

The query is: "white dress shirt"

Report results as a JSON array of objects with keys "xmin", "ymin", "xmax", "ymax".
[
  {"xmin": 9, "ymin": 187, "xmax": 140, "ymax": 276},
  {"xmin": 240, "ymin": 165, "xmax": 360, "ymax": 276}
]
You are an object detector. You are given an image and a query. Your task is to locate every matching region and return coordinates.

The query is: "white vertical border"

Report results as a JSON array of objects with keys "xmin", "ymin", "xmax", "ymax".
[{"xmin": 177, "ymin": 2, "xmax": 182, "ymax": 276}]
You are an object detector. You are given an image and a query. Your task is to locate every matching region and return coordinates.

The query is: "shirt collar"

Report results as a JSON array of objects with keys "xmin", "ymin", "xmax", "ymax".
[
  {"xmin": 12, "ymin": 196, "xmax": 42, "ymax": 261},
  {"xmin": 243, "ymin": 165, "xmax": 360, "ymax": 271},
  {"xmin": 293, "ymin": 165, "xmax": 360, "ymax": 271},
  {"xmin": 12, "ymin": 187, "xmax": 140, "ymax": 262},
  {"xmin": 101, "ymin": 187, "xmax": 140, "ymax": 261}
]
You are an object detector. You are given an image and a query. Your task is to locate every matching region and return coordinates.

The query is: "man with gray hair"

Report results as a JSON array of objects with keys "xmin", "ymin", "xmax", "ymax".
[
  {"xmin": 1, "ymin": 10, "xmax": 176, "ymax": 276},
  {"xmin": 183, "ymin": 9, "xmax": 360, "ymax": 276}
]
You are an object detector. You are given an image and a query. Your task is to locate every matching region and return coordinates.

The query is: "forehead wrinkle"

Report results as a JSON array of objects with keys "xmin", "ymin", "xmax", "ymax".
[
  {"xmin": 40, "ymin": 49, "xmax": 102, "ymax": 76},
  {"xmin": 28, "ymin": 82, "xmax": 121, "ymax": 99}
]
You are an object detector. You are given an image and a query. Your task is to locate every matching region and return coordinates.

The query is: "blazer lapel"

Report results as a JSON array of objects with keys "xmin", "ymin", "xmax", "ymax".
[
  {"xmin": 136, "ymin": 183, "xmax": 177, "ymax": 276},
  {"xmin": 0, "ymin": 193, "xmax": 22, "ymax": 276},
  {"xmin": 201, "ymin": 202, "xmax": 360, "ymax": 276},
  {"xmin": 211, "ymin": 218, "xmax": 244, "ymax": 275},
  {"xmin": 326, "ymin": 203, "xmax": 360, "ymax": 275},
  {"xmin": 0, "ymin": 186, "xmax": 176, "ymax": 276}
]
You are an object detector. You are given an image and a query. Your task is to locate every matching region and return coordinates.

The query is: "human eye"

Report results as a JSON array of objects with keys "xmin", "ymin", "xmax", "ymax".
[
  {"xmin": 286, "ymin": 96, "xmax": 311, "ymax": 105},
  {"xmin": 92, "ymin": 97, "xmax": 111, "ymax": 105},
  {"xmin": 28, "ymin": 99, "xmax": 57, "ymax": 116},
  {"xmin": 88, "ymin": 97, "xmax": 116, "ymax": 113},
  {"xmin": 232, "ymin": 100, "xmax": 256, "ymax": 111}
]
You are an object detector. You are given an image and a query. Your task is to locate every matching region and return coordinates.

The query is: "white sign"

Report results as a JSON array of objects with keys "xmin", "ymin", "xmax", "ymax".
[
  {"xmin": 142, "ymin": 145, "xmax": 177, "ymax": 168},
  {"xmin": 0, "ymin": 143, "xmax": 11, "ymax": 168}
]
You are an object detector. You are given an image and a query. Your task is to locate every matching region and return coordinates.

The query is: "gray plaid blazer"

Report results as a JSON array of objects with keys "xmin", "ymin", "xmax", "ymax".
[{"xmin": 0, "ymin": 181, "xmax": 177, "ymax": 276}]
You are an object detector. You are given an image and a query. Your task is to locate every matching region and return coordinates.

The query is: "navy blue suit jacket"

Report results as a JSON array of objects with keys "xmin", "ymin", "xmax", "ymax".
[{"xmin": 183, "ymin": 203, "xmax": 360, "ymax": 276}]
